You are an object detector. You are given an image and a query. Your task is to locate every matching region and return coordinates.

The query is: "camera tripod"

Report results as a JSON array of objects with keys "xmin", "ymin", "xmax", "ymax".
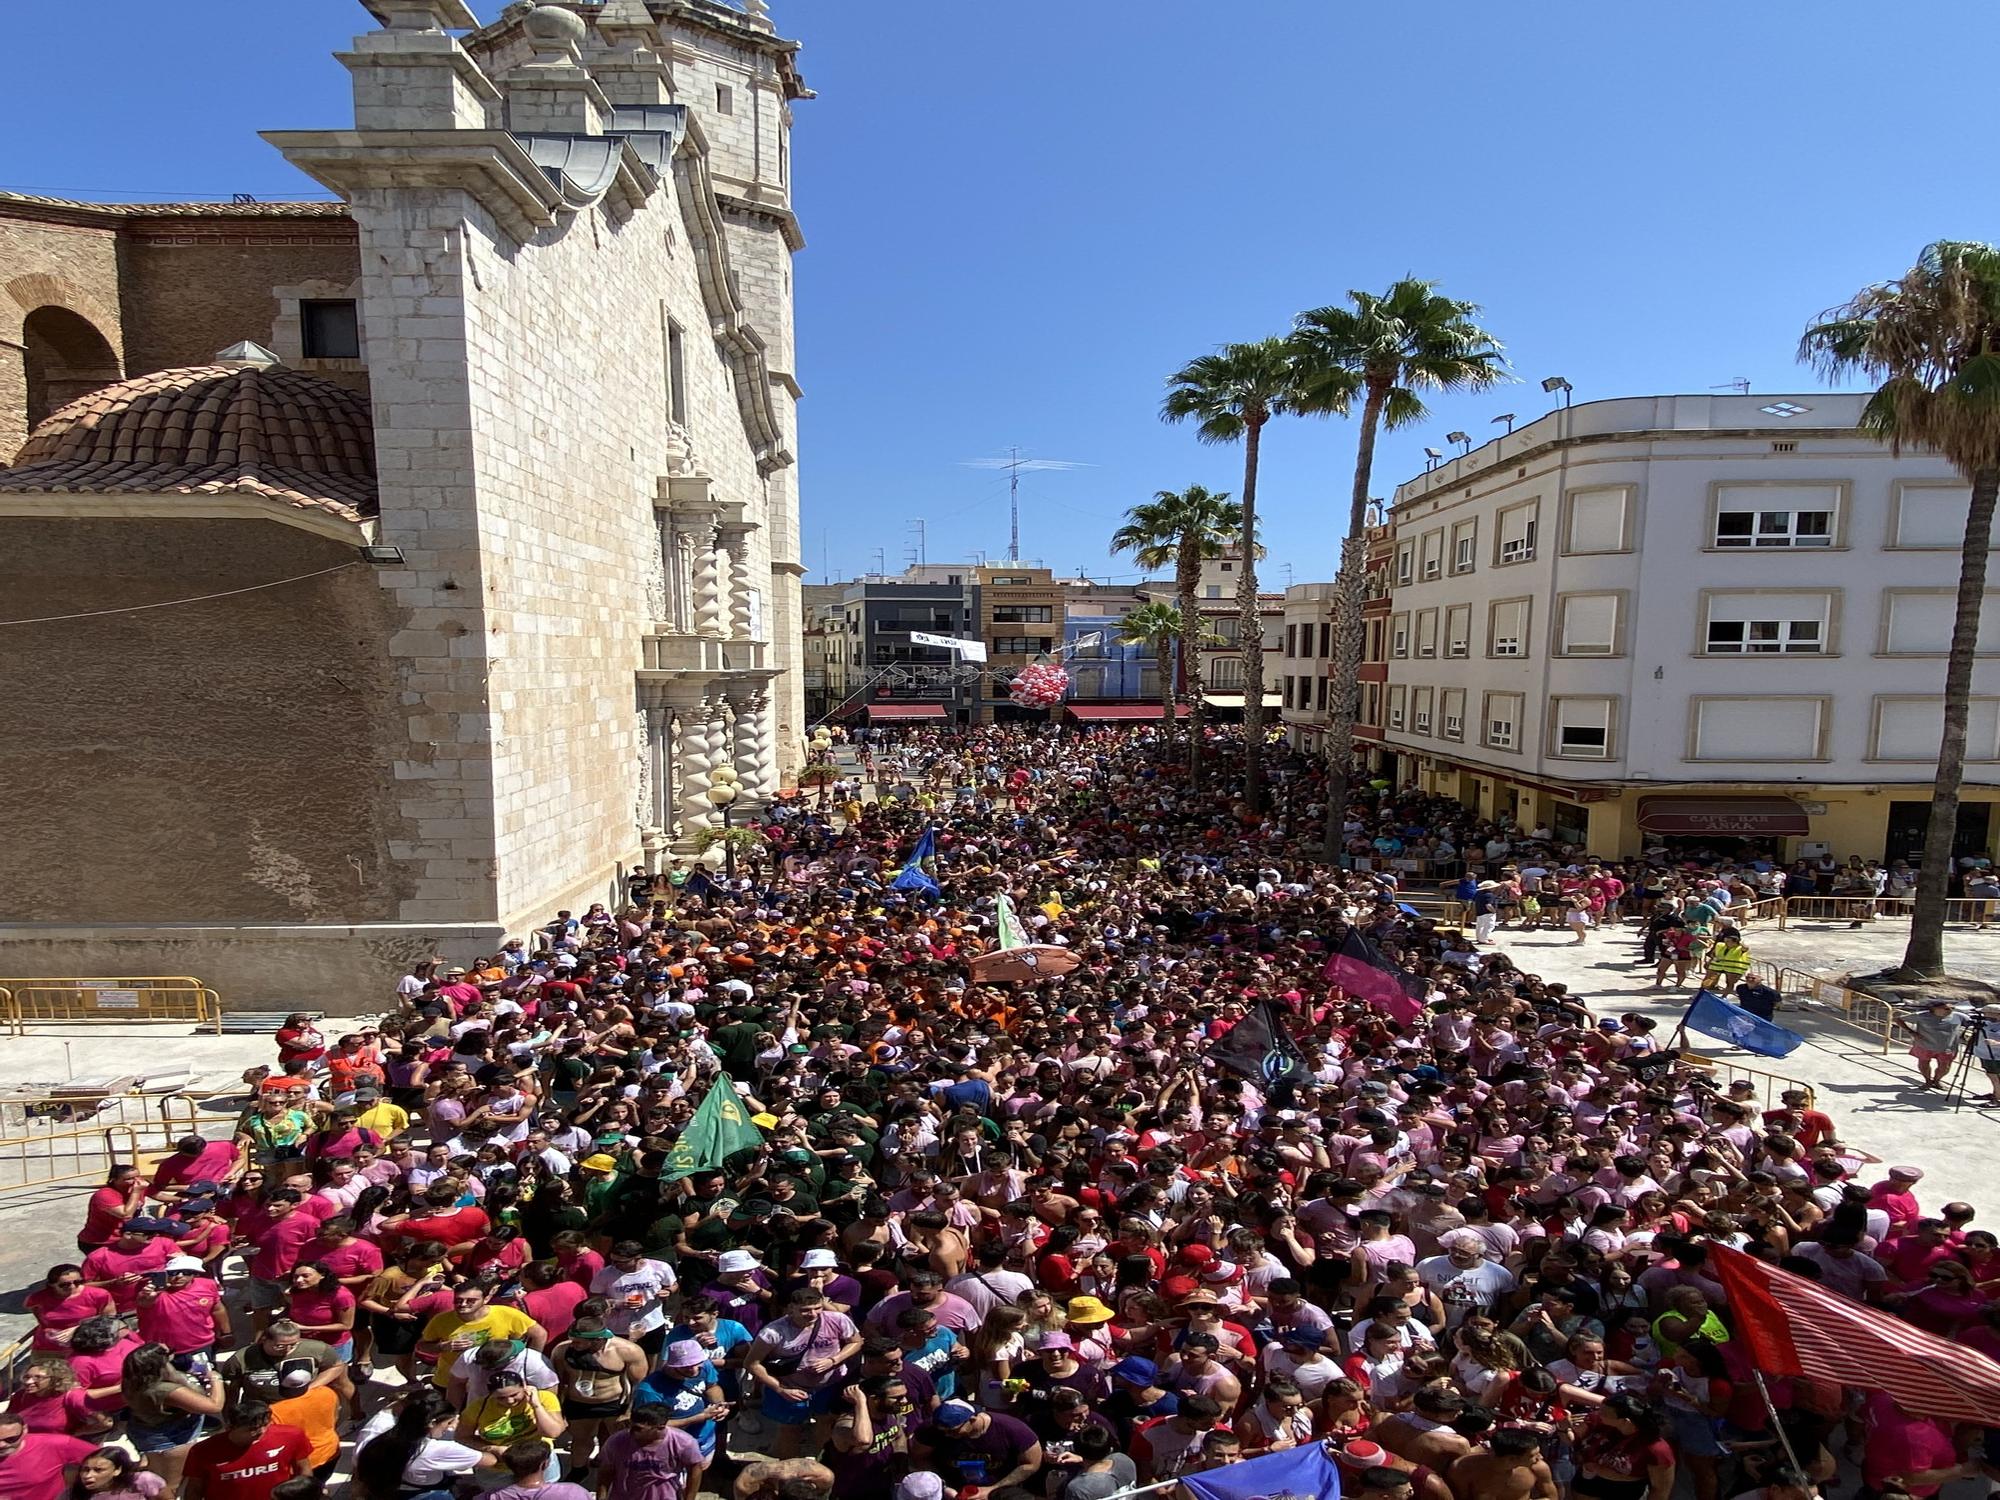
[{"xmin": 1942, "ymin": 1015, "xmax": 1994, "ymax": 1112}]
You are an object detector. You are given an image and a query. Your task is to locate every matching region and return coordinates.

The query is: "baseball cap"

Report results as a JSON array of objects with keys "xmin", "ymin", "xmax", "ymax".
[{"xmin": 933, "ymin": 1401, "xmax": 977, "ymax": 1430}]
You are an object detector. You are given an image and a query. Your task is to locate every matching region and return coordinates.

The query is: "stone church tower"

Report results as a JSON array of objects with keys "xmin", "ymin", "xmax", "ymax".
[{"xmin": 0, "ymin": 0, "xmax": 810, "ymax": 1009}]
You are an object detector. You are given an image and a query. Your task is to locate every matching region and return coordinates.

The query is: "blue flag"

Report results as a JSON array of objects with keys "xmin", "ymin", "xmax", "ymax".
[
  {"xmin": 1182, "ymin": 1443, "xmax": 1342, "ymax": 1500},
  {"xmin": 891, "ymin": 827, "xmax": 940, "ymax": 897},
  {"xmin": 1684, "ymin": 988, "xmax": 1805, "ymax": 1058}
]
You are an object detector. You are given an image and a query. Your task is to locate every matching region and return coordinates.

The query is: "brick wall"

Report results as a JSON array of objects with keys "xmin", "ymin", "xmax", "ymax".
[
  {"xmin": 0, "ymin": 516, "xmax": 414, "ymax": 924},
  {"xmin": 0, "ymin": 213, "xmax": 125, "ymax": 459}
]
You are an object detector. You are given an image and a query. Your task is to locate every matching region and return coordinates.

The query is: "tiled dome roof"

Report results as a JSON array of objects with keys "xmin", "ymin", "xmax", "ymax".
[{"xmin": 0, "ymin": 360, "xmax": 377, "ymax": 522}]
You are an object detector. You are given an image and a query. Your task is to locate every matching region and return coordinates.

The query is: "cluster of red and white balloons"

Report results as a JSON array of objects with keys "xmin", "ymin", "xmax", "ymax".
[{"xmin": 1007, "ymin": 662, "xmax": 1070, "ymax": 708}]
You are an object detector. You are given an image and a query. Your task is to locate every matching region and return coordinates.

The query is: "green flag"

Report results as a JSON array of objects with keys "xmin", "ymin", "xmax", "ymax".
[
  {"xmin": 662, "ymin": 1078, "xmax": 765, "ymax": 1182},
  {"xmin": 995, "ymin": 892, "xmax": 1029, "ymax": 951}
]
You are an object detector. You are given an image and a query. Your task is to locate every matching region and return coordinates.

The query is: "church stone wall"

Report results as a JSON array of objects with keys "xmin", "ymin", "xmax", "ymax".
[{"xmin": 0, "ymin": 213, "xmax": 126, "ymax": 460}]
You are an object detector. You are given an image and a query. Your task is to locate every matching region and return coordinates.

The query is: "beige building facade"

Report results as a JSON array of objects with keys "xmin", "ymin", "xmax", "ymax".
[
  {"xmin": 1379, "ymin": 392, "xmax": 1993, "ymax": 862},
  {"xmin": 0, "ymin": 0, "xmax": 809, "ymax": 1011}
]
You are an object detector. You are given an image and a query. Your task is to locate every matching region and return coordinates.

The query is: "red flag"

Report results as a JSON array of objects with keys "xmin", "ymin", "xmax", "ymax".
[
  {"xmin": 1706, "ymin": 1242, "xmax": 2000, "ymax": 1425},
  {"xmin": 1324, "ymin": 930, "xmax": 1426, "ymax": 1026}
]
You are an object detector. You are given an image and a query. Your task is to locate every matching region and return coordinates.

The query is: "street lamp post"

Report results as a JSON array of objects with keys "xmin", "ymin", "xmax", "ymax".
[{"xmin": 707, "ymin": 769, "xmax": 740, "ymax": 883}]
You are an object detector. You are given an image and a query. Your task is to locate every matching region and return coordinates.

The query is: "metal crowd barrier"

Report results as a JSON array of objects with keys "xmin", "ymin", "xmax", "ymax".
[
  {"xmin": 1675, "ymin": 1051, "xmax": 1816, "ymax": 1110},
  {"xmin": 0, "ymin": 1091, "xmax": 224, "ymax": 1199},
  {"xmin": 0, "ymin": 976, "xmax": 222, "ymax": 1035},
  {"xmin": 1772, "ymin": 895, "xmax": 1991, "ymax": 930}
]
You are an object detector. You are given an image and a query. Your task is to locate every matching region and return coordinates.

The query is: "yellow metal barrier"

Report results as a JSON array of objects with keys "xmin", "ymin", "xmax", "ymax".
[
  {"xmin": 1675, "ymin": 1051, "xmax": 1816, "ymax": 1111},
  {"xmin": 0, "ymin": 976, "xmax": 221, "ymax": 1035},
  {"xmin": 1776, "ymin": 896, "xmax": 1994, "ymax": 930},
  {"xmin": 0, "ymin": 1121, "xmax": 143, "ymax": 1197}
]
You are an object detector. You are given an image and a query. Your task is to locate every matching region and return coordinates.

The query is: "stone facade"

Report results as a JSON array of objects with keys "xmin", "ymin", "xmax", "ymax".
[{"xmin": 0, "ymin": 0, "xmax": 809, "ymax": 1012}]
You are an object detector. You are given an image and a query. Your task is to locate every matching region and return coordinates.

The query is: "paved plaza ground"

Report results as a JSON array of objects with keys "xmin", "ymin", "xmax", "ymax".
[{"xmin": 3, "ymin": 913, "xmax": 1997, "ymax": 1347}]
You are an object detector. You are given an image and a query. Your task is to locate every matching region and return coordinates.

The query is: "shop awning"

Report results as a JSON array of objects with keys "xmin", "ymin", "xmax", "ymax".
[
  {"xmin": 1202, "ymin": 692, "xmax": 1285, "ymax": 709},
  {"xmin": 1067, "ymin": 703, "xmax": 1188, "ymax": 721},
  {"xmin": 866, "ymin": 703, "xmax": 947, "ymax": 720},
  {"xmin": 1636, "ymin": 795, "xmax": 1810, "ymax": 837}
]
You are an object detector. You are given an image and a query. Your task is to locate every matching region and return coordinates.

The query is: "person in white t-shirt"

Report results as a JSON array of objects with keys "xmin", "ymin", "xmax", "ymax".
[{"xmin": 1415, "ymin": 1234, "xmax": 1518, "ymax": 1331}]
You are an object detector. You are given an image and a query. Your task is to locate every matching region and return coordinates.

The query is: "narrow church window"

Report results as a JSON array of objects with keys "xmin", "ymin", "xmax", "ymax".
[{"xmin": 663, "ymin": 311, "xmax": 687, "ymax": 426}]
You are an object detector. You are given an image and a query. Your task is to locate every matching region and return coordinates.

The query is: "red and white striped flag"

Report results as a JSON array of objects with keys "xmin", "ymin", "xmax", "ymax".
[{"xmin": 1707, "ymin": 1242, "xmax": 2000, "ymax": 1425}]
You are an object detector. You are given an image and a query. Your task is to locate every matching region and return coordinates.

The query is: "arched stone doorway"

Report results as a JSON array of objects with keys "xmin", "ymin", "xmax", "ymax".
[{"xmin": 22, "ymin": 305, "xmax": 122, "ymax": 433}]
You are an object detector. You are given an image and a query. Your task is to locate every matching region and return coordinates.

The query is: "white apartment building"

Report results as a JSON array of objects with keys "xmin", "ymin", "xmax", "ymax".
[
  {"xmin": 1380, "ymin": 392, "xmax": 1998, "ymax": 863},
  {"xmin": 1279, "ymin": 582, "xmax": 1338, "ymax": 741}
]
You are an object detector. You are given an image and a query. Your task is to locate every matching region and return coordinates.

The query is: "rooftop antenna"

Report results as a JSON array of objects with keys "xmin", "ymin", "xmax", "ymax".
[
  {"xmin": 1280, "ymin": 562, "xmax": 1295, "ymax": 589},
  {"xmin": 1711, "ymin": 378, "xmax": 1751, "ymax": 395},
  {"xmin": 870, "ymin": 546, "xmax": 886, "ymax": 577},
  {"xmin": 960, "ymin": 449, "xmax": 1090, "ymax": 562},
  {"xmin": 907, "ymin": 518, "xmax": 927, "ymax": 567}
]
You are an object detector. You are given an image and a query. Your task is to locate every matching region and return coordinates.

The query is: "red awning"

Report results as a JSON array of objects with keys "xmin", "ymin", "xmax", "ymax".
[
  {"xmin": 866, "ymin": 704, "xmax": 948, "ymax": 720},
  {"xmin": 1637, "ymin": 796, "xmax": 1810, "ymax": 837},
  {"xmin": 1067, "ymin": 703, "xmax": 1188, "ymax": 721}
]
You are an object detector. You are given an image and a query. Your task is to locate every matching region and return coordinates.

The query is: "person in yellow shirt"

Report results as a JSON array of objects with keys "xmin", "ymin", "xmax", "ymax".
[
  {"xmin": 350, "ymin": 1088, "xmax": 411, "ymax": 1141},
  {"xmin": 455, "ymin": 1371, "xmax": 566, "ymax": 1457},
  {"xmin": 417, "ymin": 1283, "xmax": 543, "ymax": 1386}
]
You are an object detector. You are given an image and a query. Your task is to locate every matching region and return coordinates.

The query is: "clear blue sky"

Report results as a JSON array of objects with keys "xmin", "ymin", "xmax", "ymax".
[{"xmin": 7, "ymin": 3, "xmax": 1996, "ymax": 585}]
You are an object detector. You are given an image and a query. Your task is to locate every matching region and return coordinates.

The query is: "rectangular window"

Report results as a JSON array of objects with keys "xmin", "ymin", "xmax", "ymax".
[
  {"xmin": 992, "ymin": 637, "xmax": 1048, "ymax": 654},
  {"xmin": 664, "ymin": 315, "xmax": 687, "ymax": 425},
  {"xmin": 1713, "ymin": 484, "xmax": 1839, "ymax": 548},
  {"xmin": 1445, "ymin": 604, "xmax": 1470, "ymax": 658},
  {"xmin": 1692, "ymin": 697, "xmax": 1826, "ymax": 760},
  {"xmin": 1874, "ymin": 697, "xmax": 2000, "ymax": 761},
  {"xmin": 1558, "ymin": 593, "xmax": 1620, "ymax": 656},
  {"xmin": 1203, "ymin": 584, "xmax": 1223, "ymax": 599},
  {"xmin": 1420, "ymin": 529, "xmax": 1444, "ymax": 580},
  {"xmin": 1391, "ymin": 612, "xmax": 1410, "ymax": 658},
  {"xmin": 716, "ymin": 83, "xmax": 735, "ymax": 114},
  {"xmin": 1388, "ymin": 684, "xmax": 1407, "ymax": 730},
  {"xmin": 1488, "ymin": 598, "xmax": 1530, "ymax": 657},
  {"xmin": 1285, "ymin": 624, "xmax": 1298, "ymax": 658},
  {"xmin": 300, "ymin": 299, "xmax": 360, "ymax": 359},
  {"xmin": 1496, "ymin": 503, "xmax": 1538, "ymax": 564},
  {"xmin": 1363, "ymin": 681, "xmax": 1382, "ymax": 727},
  {"xmin": 1395, "ymin": 542, "xmax": 1415, "ymax": 587},
  {"xmin": 1220, "ymin": 560, "xmax": 1234, "ymax": 572},
  {"xmin": 1282, "ymin": 676, "xmax": 1295, "ymax": 709},
  {"xmin": 1412, "ymin": 686, "xmax": 1434, "ymax": 736},
  {"xmin": 1703, "ymin": 591, "xmax": 1831, "ymax": 655},
  {"xmin": 1442, "ymin": 688, "xmax": 1465, "ymax": 741},
  {"xmin": 1893, "ymin": 482, "xmax": 1987, "ymax": 549},
  {"xmin": 1564, "ymin": 487, "xmax": 1630, "ymax": 554},
  {"xmin": 1552, "ymin": 697, "xmax": 1614, "ymax": 759},
  {"xmin": 1482, "ymin": 691, "xmax": 1523, "ymax": 751},
  {"xmin": 1450, "ymin": 520, "xmax": 1477, "ymax": 574},
  {"xmin": 1318, "ymin": 622, "xmax": 1331, "ymax": 657},
  {"xmin": 1882, "ymin": 590, "xmax": 2000, "ymax": 654},
  {"xmin": 991, "ymin": 605, "xmax": 1052, "ymax": 623},
  {"xmin": 1318, "ymin": 676, "xmax": 1330, "ymax": 711},
  {"xmin": 1415, "ymin": 608, "xmax": 1439, "ymax": 658}
]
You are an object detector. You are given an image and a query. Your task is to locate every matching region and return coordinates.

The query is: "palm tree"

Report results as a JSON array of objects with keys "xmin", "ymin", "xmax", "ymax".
[
  {"xmin": 1118, "ymin": 601, "xmax": 1186, "ymax": 739},
  {"xmin": 1110, "ymin": 485, "xmax": 1246, "ymax": 781},
  {"xmin": 1803, "ymin": 241, "xmax": 2000, "ymax": 979},
  {"xmin": 1162, "ymin": 338, "xmax": 1298, "ymax": 810},
  {"xmin": 1291, "ymin": 279, "xmax": 1507, "ymax": 854}
]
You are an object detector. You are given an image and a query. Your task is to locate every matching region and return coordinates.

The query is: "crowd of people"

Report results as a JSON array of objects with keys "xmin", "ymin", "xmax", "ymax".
[{"xmin": 3, "ymin": 723, "xmax": 1995, "ymax": 1500}]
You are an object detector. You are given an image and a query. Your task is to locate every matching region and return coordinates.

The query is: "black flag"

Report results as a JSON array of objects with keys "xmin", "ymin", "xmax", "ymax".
[{"xmin": 1214, "ymin": 999, "xmax": 1311, "ymax": 1088}]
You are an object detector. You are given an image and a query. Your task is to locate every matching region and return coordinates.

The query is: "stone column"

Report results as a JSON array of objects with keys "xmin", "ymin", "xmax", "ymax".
[
  {"xmin": 672, "ymin": 695, "xmax": 714, "ymax": 836},
  {"xmin": 665, "ymin": 514, "xmax": 702, "ymax": 634},
  {"xmin": 693, "ymin": 531, "xmax": 729, "ymax": 640},
  {"xmin": 720, "ymin": 522, "xmax": 758, "ymax": 641},
  {"xmin": 726, "ymin": 685, "xmax": 771, "ymax": 795},
  {"xmin": 702, "ymin": 692, "xmax": 732, "ymax": 814}
]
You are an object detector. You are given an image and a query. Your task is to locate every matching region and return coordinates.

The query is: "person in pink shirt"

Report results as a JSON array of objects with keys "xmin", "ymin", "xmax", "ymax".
[
  {"xmin": 0, "ymin": 1416, "xmax": 97, "ymax": 1500},
  {"xmin": 1868, "ymin": 1166, "xmax": 1925, "ymax": 1230},
  {"xmin": 80, "ymin": 1226, "xmax": 178, "ymax": 1316},
  {"xmin": 76, "ymin": 1167, "xmax": 146, "ymax": 1255},
  {"xmin": 0, "ymin": 1359, "xmax": 105, "ymax": 1437},
  {"xmin": 148, "ymin": 1139, "xmax": 243, "ymax": 1203},
  {"xmin": 1862, "ymin": 1387, "xmax": 1958, "ymax": 1498},
  {"xmin": 245, "ymin": 1194, "xmax": 322, "ymax": 1332},
  {"xmin": 64, "ymin": 1319, "xmax": 142, "ymax": 1414},
  {"xmin": 134, "ymin": 1257, "xmax": 231, "ymax": 1358},
  {"xmin": 23, "ymin": 1269, "xmax": 114, "ymax": 1355}
]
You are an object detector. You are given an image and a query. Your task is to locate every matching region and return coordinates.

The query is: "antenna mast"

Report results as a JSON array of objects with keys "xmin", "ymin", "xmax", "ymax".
[{"xmin": 1009, "ymin": 446, "xmax": 1021, "ymax": 562}]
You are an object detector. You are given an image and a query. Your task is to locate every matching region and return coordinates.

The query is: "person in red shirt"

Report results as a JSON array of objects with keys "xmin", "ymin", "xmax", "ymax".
[
  {"xmin": 23, "ymin": 1269, "xmax": 115, "ymax": 1355},
  {"xmin": 180, "ymin": 1404, "xmax": 312, "ymax": 1500},
  {"xmin": 325, "ymin": 1037, "xmax": 386, "ymax": 1099},
  {"xmin": 381, "ymin": 1184, "xmax": 491, "ymax": 1263},
  {"xmin": 273, "ymin": 1017, "xmax": 326, "ymax": 1070},
  {"xmin": 76, "ymin": 1167, "xmax": 145, "ymax": 1255},
  {"xmin": 0, "ymin": 1416, "xmax": 95, "ymax": 1500}
]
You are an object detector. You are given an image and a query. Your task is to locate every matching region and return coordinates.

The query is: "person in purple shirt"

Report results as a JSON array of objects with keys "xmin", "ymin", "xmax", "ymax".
[
  {"xmin": 912, "ymin": 1400, "xmax": 1044, "ymax": 1495},
  {"xmin": 700, "ymin": 1250, "xmax": 772, "ymax": 1336},
  {"xmin": 861, "ymin": 1271, "xmax": 980, "ymax": 1337},
  {"xmin": 597, "ymin": 1405, "xmax": 706, "ymax": 1500}
]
